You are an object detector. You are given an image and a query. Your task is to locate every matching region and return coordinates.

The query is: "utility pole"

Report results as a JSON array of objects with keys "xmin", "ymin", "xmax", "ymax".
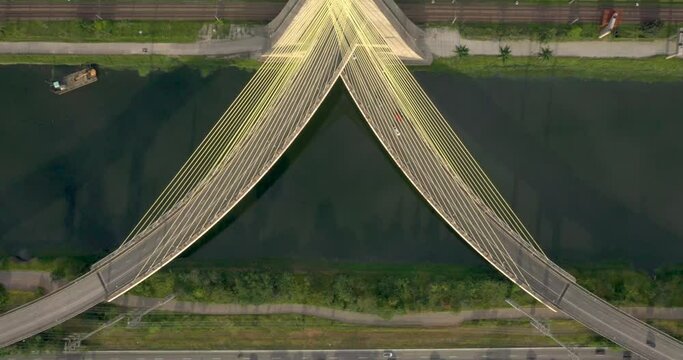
[
  {"xmin": 127, "ymin": 294, "xmax": 176, "ymax": 328},
  {"xmin": 505, "ymin": 299, "xmax": 581, "ymax": 360},
  {"xmin": 63, "ymin": 313, "xmax": 126, "ymax": 352},
  {"xmin": 64, "ymin": 294, "xmax": 175, "ymax": 352}
]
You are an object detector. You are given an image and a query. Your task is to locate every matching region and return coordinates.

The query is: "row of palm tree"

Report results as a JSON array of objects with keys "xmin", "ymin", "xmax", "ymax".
[{"xmin": 454, "ymin": 44, "xmax": 554, "ymax": 62}]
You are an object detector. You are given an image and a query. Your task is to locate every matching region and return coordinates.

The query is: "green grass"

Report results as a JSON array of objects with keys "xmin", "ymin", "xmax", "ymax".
[
  {"xmin": 0, "ymin": 54, "xmax": 260, "ymax": 76},
  {"xmin": 128, "ymin": 259, "xmax": 683, "ymax": 316},
  {"xmin": 0, "ymin": 256, "xmax": 92, "ymax": 281},
  {"xmin": 399, "ymin": 0, "xmax": 683, "ymax": 4},
  {"xmin": 86, "ymin": 315, "xmax": 615, "ymax": 350},
  {"xmin": 0, "ymin": 20, "xmax": 211, "ymax": 43},
  {"xmin": 4, "ymin": 257, "xmax": 682, "ymax": 317},
  {"xmin": 1, "ymin": 258, "xmax": 681, "ymax": 354},
  {"xmin": 128, "ymin": 259, "xmax": 536, "ymax": 317},
  {"xmin": 0, "ymin": 312, "xmax": 622, "ymax": 354},
  {"xmin": 442, "ymin": 21, "xmax": 680, "ymax": 41},
  {"xmin": 424, "ymin": 55, "xmax": 683, "ymax": 82},
  {"xmin": 0, "ymin": 290, "xmax": 42, "ymax": 312}
]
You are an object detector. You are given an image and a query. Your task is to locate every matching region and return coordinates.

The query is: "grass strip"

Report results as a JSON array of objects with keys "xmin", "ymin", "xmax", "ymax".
[
  {"xmin": 0, "ymin": 20, "xmax": 216, "ymax": 43},
  {"xmin": 0, "ymin": 54, "xmax": 261, "ymax": 75},
  {"xmin": 3, "ymin": 257, "xmax": 682, "ymax": 317},
  {"xmin": 443, "ymin": 21, "xmax": 680, "ymax": 41},
  {"xmin": 423, "ymin": 55, "xmax": 683, "ymax": 82}
]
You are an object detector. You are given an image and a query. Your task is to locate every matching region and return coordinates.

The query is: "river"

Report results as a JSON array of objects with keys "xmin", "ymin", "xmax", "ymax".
[{"xmin": 0, "ymin": 65, "xmax": 681, "ymax": 270}]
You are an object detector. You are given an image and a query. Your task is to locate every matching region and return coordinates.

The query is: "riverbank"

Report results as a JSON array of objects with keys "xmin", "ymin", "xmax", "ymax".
[
  {"xmin": 1, "ymin": 52, "xmax": 682, "ymax": 82},
  {"xmin": 5, "ymin": 271, "xmax": 681, "ymax": 327},
  {"xmin": 424, "ymin": 55, "xmax": 683, "ymax": 82},
  {"xmin": 0, "ymin": 20, "xmax": 220, "ymax": 43},
  {"xmin": 3, "ymin": 257, "xmax": 682, "ymax": 316},
  {"xmin": 3, "ymin": 283, "xmax": 681, "ymax": 355},
  {"xmin": 0, "ymin": 54, "xmax": 260, "ymax": 75}
]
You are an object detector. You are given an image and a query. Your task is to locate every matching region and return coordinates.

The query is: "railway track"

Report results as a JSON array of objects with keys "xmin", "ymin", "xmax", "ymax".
[{"xmin": 1, "ymin": 2, "xmax": 683, "ymax": 23}]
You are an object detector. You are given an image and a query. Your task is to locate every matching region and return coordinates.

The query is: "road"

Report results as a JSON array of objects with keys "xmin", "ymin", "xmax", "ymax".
[
  {"xmin": 2, "ymin": 1, "xmax": 683, "ymax": 23},
  {"xmin": 4, "ymin": 347, "xmax": 637, "ymax": 360}
]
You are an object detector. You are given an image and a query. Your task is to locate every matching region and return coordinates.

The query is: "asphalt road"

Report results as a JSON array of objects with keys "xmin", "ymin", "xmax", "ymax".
[
  {"xmin": 1, "ymin": 1, "xmax": 683, "ymax": 23},
  {"xmin": 4, "ymin": 348, "xmax": 637, "ymax": 360}
]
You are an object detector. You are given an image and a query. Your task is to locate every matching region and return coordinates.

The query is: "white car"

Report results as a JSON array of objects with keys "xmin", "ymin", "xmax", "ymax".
[{"xmin": 382, "ymin": 351, "xmax": 394, "ymax": 358}]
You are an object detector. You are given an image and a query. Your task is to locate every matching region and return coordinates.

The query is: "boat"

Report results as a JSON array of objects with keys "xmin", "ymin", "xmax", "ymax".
[{"xmin": 50, "ymin": 66, "xmax": 98, "ymax": 95}]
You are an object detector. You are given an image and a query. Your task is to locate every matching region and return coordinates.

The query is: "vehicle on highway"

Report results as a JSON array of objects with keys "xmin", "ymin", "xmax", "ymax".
[{"xmin": 382, "ymin": 351, "xmax": 394, "ymax": 358}]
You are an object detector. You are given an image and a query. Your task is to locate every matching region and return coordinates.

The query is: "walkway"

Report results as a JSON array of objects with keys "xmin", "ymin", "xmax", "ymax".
[
  {"xmin": 0, "ymin": 37, "xmax": 266, "ymax": 57},
  {"xmin": 425, "ymin": 27, "xmax": 679, "ymax": 58},
  {"xmin": 0, "ymin": 28, "xmax": 678, "ymax": 59},
  {"xmin": 4, "ymin": 270, "xmax": 683, "ymax": 328}
]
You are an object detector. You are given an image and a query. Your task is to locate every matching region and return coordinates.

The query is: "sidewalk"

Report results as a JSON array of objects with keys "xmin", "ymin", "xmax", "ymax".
[
  {"xmin": 0, "ymin": 29, "xmax": 679, "ymax": 59},
  {"xmin": 0, "ymin": 37, "xmax": 266, "ymax": 57},
  {"xmin": 3, "ymin": 270, "xmax": 682, "ymax": 327},
  {"xmin": 425, "ymin": 27, "xmax": 679, "ymax": 58}
]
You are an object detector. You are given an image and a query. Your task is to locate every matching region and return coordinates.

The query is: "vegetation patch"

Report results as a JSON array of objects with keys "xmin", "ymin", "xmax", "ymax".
[
  {"xmin": 424, "ymin": 55, "xmax": 683, "ymax": 82},
  {"xmin": 442, "ymin": 21, "xmax": 679, "ymax": 41},
  {"xmin": 1, "ymin": 258, "xmax": 681, "ymax": 354},
  {"xmin": 0, "ymin": 54, "xmax": 260, "ymax": 76},
  {"xmin": 0, "ymin": 312, "xmax": 618, "ymax": 354},
  {"xmin": 0, "ymin": 256, "xmax": 92, "ymax": 281},
  {"xmin": 0, "ymin": 20, "xmax": 211, "ymax": 43},
  {"xmin": 126, "ymin": 260, "xmax": 683, "ymax": 316}
]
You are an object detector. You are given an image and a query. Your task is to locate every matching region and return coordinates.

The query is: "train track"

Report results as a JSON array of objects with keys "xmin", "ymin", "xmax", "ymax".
[
  {"xmin": 1, "ymin": 2, "xmax": 683, "ymax": 23},
  {"xmin": 402, "ymin": 3, "xmax": 683, "ymax": 23}
]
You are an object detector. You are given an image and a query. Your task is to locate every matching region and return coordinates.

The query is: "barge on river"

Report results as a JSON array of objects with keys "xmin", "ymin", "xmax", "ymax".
[{"xmin": 50, "ymin": 66, "xmax": 98, "ymax": 95}]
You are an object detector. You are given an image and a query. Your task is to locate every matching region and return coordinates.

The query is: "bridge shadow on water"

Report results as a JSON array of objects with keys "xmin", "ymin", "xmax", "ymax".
[
  {"xmin": 181, "ymin": 79, "xmax": 481, "ymax": 265},
  {"xmin": 417, "ymin": 72, "xmax": 683, "ymax": 269},
  {"xmin": 180, "ymin": 82, "xmax": 351, "ymax": 259}
]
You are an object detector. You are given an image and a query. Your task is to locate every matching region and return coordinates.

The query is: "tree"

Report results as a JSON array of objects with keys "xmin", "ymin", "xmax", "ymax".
[
  {"xmin": 455, "ymin": 44, "xmax": 469, "ymax": 58},
  {"xmin": 498, "ymin": 45, "xmax": 511, "ymax": 63},
  {"xmin": 538, "ymin": 46, "xmax": 553, "ymax": 61}
]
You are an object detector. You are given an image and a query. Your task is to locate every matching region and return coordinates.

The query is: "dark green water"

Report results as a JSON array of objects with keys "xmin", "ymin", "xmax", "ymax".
[{"xmin": 1, "ymin": 65, "xmax": 681, "ymax": 270}]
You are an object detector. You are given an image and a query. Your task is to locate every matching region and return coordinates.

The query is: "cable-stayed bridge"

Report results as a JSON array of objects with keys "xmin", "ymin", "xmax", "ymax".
[{"xmin": 1, "ymin": 1, "xmax": 681, "ymax": 359}]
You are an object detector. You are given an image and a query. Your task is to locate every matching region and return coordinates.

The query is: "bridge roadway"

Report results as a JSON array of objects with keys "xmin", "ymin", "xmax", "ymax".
[
  {"xmin": 0, "ymin": 0, "xmax": 351, "ymax": 347},
  {"xmin": 339, "ymin": 44, "xmax": 683, "ymax": 359},
  {"xmin": 2, "ymin": 1, "xmax": 683, "ymax": 358}
]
